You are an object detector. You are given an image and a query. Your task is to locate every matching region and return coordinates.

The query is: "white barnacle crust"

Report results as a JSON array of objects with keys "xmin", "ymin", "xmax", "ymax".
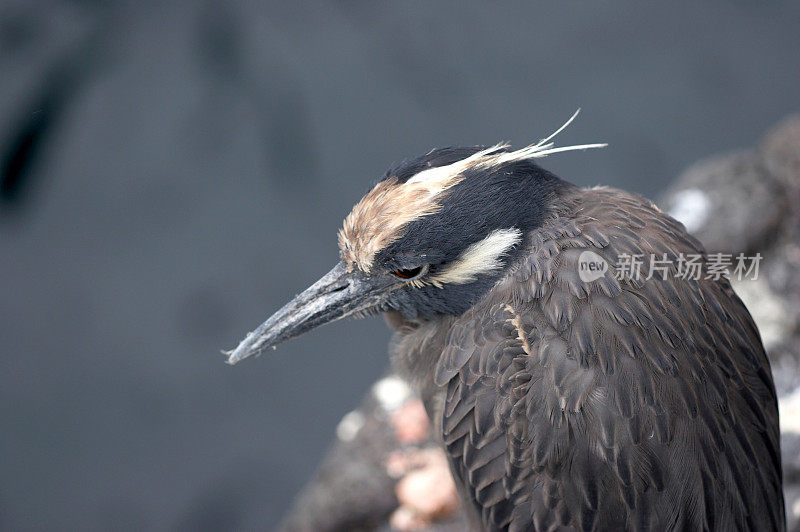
[
  {"xmin": 779, "ymin": 386, "xmax": 800, "ymax": 436},
  {"xmin": 372, "ymin": 375, "xmax": 412, "ymax": 412},
  {"xmin": 667, "ymin": 188, "xmax": 710, "ymax": 233},
  {"xmin": 431, "ymin": 228, "xmax": 523, "ymax": 285},
  {"xmin": 336, "ymin": 410, "xmax": 366, "ymax": 442},
  {"xmin": 731, "ymin": 276, "xmax": 791, "ymax": 351}
]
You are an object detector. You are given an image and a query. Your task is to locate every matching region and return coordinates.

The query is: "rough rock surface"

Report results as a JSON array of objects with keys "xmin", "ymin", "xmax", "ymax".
[
  {"xmin": 279, "ymin": 114, "xmax": 800, "ymax": 531},
  {"xmin": 661, "ymin": 151, "xmax": 785, "ymax": 255},
  {"xmin": 278, "ymin": 376, "xmax": 467, "ymax": 531}
]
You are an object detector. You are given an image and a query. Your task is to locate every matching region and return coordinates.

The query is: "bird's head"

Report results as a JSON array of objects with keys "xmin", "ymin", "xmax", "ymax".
[{"xmin": 226, "ymin": 112, "xmax": 604, "ymax": 364}]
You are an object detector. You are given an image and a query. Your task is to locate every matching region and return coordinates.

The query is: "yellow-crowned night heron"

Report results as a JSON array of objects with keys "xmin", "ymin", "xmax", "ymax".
[{"xmin": 227, "ymin": 114, "xmax": 784, "ymax": 531}]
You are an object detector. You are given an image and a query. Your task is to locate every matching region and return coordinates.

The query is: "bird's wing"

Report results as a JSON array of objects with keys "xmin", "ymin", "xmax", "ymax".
[{"xmin": 434, "ymin": 188, "xmax": 784, "ymax": 531}]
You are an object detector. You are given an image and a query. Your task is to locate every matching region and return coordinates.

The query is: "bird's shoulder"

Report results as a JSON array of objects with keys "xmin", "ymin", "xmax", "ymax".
[{"xmin": 434, "ymin": 186, "xmax": 784, "ymax": 530}]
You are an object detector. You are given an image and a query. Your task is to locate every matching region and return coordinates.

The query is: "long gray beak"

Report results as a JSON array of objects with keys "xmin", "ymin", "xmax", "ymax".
[{"xmin": 225, "ymin": 261, "xmax": 392, "ymax": 365}]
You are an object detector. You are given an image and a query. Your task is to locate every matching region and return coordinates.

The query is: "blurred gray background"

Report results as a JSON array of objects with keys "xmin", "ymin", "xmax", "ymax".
[{"xmin": 1, "ymin": 1, "xmax": 799, "ymax": 529}]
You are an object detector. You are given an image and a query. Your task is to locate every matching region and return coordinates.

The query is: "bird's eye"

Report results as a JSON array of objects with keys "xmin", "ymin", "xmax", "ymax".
[{"xmin": 391, "ymin": 265, "xmax": 427, "ymax": 280}]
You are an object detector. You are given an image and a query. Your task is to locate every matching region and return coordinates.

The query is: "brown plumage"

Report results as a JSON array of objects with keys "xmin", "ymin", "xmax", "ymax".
[
  {"xmin": 228, "ymin": 129, "xmax": 784, "ymax": 530},
  {"xmin": 425, "ymin": 187, "xmax": 784, "ymax": 530}
]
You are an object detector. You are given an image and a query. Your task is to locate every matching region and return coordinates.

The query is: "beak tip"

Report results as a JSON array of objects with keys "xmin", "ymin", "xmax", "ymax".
[
  {"xmin": 221, "ymin": 348, "xmax": 239, "ymax": 365},
  {"xmin": 225, "ymin": 345, "xmax": 251, "ymax": 365},
  {"xmin": 223, "ymin": 329, "xmax": 277, "ymax": 365},
  {"xmin": 221, "ymin": 339, "xmax": 255, "ymax": 365},
  {"xmin": 223, "ymin": 261, "xmax": 373, "ymax": 367}
]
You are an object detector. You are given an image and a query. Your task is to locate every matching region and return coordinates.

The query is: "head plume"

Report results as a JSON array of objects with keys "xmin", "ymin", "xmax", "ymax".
[{"xmin": 338, "ymin": 109, "xmax": 606, "ymax": 271}]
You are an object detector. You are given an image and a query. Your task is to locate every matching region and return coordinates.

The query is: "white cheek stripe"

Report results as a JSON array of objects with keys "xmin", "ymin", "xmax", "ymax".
[{"xmin": 431, "ymin": 228, "xmax": 523, "ymax": 285}]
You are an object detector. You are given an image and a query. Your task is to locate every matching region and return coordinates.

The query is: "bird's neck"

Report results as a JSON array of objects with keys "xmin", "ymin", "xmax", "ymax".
[{"xmin": 387, "ymin": 312, "xmax": 456, "ymax": 417}]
